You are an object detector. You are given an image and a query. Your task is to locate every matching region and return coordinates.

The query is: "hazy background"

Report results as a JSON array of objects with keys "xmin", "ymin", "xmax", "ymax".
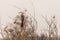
[{"xmin": 0, "ymin": 0, "xmax": 60, "ymax": 36}]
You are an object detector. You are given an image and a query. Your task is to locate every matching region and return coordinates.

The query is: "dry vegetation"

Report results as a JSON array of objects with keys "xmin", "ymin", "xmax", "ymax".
[{"xmin": 0, "ymin": 12, "xmax": 59, "ymax": 40}]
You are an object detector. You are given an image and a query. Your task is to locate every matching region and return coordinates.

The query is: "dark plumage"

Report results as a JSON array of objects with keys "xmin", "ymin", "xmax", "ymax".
[{"xmin": 21, "ymin": 14, "xmax": 24, "ymax": 27}]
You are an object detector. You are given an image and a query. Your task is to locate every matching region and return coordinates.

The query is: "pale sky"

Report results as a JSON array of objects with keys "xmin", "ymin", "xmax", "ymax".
[{"xmin": 0, "ymin": 0, "xmax": 60, "ymax": 36}]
